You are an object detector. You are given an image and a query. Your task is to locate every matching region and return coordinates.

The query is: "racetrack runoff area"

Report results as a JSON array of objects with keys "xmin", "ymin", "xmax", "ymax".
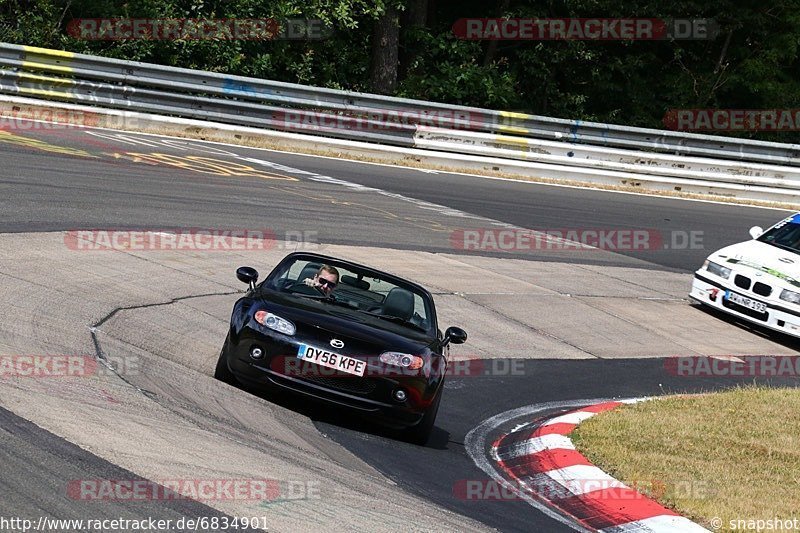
[{"xmin": 0, "ymin": 232, "xmax": 796, "ymax": 529}]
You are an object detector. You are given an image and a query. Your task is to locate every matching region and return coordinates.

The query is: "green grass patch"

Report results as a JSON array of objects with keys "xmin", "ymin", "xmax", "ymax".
[{"xmin": 571, "ymin": 386, "xmax": 800, "ymax": 531}]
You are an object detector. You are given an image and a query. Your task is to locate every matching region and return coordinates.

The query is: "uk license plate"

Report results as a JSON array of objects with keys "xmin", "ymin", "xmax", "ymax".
[
  {"xmin": 726, "ymin": 291, "xmax": 767, "ymax": 313},
  {"xmin": 296, "ymin": 344, "xmax": 366, "ymax": 377}
]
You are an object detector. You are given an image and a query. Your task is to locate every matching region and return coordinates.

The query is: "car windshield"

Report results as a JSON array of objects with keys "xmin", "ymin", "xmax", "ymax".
[
  {"xmin": 264, "ymin": 256, "xmax": 435, "ymax": 333},
  {"xmin": 758, "ymin": 218, "xmax": 800, "ymax": 255}
]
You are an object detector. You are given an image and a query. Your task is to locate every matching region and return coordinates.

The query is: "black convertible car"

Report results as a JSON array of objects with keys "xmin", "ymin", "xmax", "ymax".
[{"xmin": 215, "ymin": 252, "xmax": 467, "ymax": 445}]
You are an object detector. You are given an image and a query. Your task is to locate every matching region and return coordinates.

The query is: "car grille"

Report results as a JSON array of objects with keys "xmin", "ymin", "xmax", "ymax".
[
  {"xmin": 299, "ymin": 374, "xmax": 377, "ymax": 395},
  {"xmin": 753, "ymin": 282, "xmax": 772, "ymax": 297},
  {"xmin": 733, "ymin": 274, "xmax": 772, "ymax": 297}
]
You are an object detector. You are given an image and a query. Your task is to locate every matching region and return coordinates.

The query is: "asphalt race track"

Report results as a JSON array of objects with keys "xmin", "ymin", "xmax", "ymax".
[
  {"xmin": 0, "ymin": 120, "xmax": 798, "ymax": 532},
  {"xmin": 0, "ymin": 125, "xmax": 785, "ymax": 270}
]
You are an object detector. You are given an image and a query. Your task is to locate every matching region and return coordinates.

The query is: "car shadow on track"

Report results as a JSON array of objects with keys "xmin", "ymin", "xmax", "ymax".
[
  {"xmin": 690, "ymin": 302, "xmax": 800, "ymax": 352},
  {"xmin": 240, "ymin": 384, "xmax": 451, "ymax": 449}
]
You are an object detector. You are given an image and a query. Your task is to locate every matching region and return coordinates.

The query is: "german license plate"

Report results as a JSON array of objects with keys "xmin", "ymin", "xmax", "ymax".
[
  {"xmin": 296, "ymin": 344, "xmax": 366, "ymax": 377},
  {"xmin": 726, "ymin": 291, "xmax": 767, "ymax": 313}
]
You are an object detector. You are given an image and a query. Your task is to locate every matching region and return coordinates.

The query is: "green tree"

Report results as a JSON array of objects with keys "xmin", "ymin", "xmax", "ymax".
[{"xmin": 2, "ymin": 0, "xmax": 799, "ymax": 141}]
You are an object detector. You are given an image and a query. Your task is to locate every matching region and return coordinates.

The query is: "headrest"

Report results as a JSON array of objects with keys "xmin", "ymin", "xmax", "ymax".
[
  {"xmin": 381, "ymin": 287, "xmax": 414, "ymax": 321},
  {"xmin": 297, "ymin": 263, "xmax": 322, "ymax": 282}
]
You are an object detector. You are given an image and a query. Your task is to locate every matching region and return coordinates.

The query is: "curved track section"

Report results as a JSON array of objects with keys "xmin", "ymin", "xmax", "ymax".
[
  {"xmin": 0, "ymin": 120, "xmax": 797, "ymax": 531},
  {"xmin": 473, "ymin": 399, "xmax": 708, "ymax": 532}
]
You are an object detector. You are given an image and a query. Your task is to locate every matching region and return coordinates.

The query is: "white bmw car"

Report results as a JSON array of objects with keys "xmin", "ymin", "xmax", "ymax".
[{"xmin": 690, "ymin": 213, "xmax": 800, "ymax": 337}]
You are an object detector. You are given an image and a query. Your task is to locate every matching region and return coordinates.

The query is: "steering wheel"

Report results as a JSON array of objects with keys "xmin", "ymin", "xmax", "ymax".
[{"xmin": 288, "ymin": 280, "xmax": 335, "ymax": 299}]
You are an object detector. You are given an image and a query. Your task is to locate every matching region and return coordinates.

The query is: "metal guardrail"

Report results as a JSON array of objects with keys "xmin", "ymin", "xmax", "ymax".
[
  {"xmin": 414, "ymin": 126, "xmax": 800, "ymax": 190},
  {"xmin": 3, "ymin": 43, "xmax": 800, "ymax": 164},
  {"xmin": 0, "ymin": 42, "xmax": 799, "ymax": 199},
  {"xmin": 0, "ymin": 68, "xmax": 417, "ymax": 146}
]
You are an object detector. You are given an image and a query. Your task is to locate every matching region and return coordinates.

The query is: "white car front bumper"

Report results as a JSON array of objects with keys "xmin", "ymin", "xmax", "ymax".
[{"xmin": 690, "ymin": 273, "xmax": 800, "ymax": 337}]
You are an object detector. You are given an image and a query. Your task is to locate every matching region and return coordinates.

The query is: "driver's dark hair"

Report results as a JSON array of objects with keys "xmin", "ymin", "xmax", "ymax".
[{"xmin": 317, "ymin": 264, "xmax": 339, "ymax": 280}]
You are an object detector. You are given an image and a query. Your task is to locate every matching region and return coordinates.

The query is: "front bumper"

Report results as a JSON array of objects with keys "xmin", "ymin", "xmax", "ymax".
[
  {"xmin": 690, "ymin": 273, "xmax": 800, "ymax": 337},
  {"xmin": 224, "ymin": 326, "xmax": 440, "ymax": 429}
]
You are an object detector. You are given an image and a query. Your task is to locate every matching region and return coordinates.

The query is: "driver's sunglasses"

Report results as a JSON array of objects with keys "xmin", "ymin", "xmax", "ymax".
[{"xmin": 318, "ymin": 278, "xmax": 337, "ymax": 288}]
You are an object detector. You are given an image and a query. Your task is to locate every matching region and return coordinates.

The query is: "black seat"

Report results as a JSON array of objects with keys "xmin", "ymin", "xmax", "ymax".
[
  {"xmin": 297, "ymin": 262, "xmax": 322, "ymax": 283},
  {"xmin": 381, "ymin": 287, "xmax": 414, "ymax": 320}
]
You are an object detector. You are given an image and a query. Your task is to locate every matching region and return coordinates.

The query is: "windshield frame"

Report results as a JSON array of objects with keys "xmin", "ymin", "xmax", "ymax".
[
  {"xmin": 757, "ymin": 216, "xmax": 800, "ymax": 256},
  {"xmin": 260, "ymin": 252, "xmax": 438, "ymax": 335}
]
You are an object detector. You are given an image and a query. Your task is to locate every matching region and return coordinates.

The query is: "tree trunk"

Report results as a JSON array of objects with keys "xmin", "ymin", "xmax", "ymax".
[
  {"xmin": 399, "ymin": 0, "xmax": 428, "ymax": 81},
  {"xmin": 370, "ymin": 5, "xmax": 400, "ymax": 94},
  {"xmin": 483, "ymin": 0, "xmax": 510, "ymax": 66}
]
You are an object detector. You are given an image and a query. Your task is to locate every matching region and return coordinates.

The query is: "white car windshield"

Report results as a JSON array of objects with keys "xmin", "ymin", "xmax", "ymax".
[{"xmin": 758, "ymin": 218, "xmax": 800, "ymax": 254}]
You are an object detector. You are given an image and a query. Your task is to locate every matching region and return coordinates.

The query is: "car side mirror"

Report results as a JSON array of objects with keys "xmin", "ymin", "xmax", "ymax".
[
  {"xmin": 236, "ymin": 266, "xmax": 259, "ymax": 290},
  {"xmin": 749, "ymin": 226, "xmax": 763, "ymax": 239},
  {"xmin": 444, "ymin": 326, "xmax": 467, "ymax": 346}
]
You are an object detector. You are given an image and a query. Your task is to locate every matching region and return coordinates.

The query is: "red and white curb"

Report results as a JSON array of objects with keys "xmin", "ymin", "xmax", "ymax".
[{"xmin": 466, "ymin": 398, "xmax": 710, "ymax": 532}]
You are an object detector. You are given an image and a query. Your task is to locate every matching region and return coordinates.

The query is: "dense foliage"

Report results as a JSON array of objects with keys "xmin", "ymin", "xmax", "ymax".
[{"xmin": 2, "ymin": 0, "xmax": 799, "ymax": 141}]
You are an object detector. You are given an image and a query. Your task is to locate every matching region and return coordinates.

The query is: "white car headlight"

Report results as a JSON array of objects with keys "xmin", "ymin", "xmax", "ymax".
[
  {"xmin": 254, "ymin": 310, "xmax": 296, "ymax": 335},
  {"xmin": 703, "ymin": 260, "xmax": 732, "ymax": 279},
  {"xmin": 780, "ymin": 289, "xmax": 800, "ymax": 305}
]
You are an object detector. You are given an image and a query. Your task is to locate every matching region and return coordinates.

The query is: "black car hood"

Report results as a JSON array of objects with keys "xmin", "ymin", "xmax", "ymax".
[{"xmin": 255, "ymin": 289, "xmax": 437, "ymax": 355}]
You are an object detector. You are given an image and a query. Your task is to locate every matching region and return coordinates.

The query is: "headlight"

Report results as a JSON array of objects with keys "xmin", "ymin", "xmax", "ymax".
[
  {"xmin": 380, "ymin": 351, "xmax": 424, "ymax": 369},
  {"xmin": 780, "ymin": 289, "xmax": 800, "ymax": 305},
  {"xmin": 704, "ymin": 260, "xmax": 731, "ymax": 279},
  {"xmin": 254, "ymin": 310, "xmax": 296, "ymax": 335}
]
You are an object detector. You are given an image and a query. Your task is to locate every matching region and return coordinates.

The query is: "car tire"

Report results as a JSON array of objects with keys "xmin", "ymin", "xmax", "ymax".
[
  {"xmin": 402, "ymin": 384, "xmax": 443, "ymax": 446},
  {"xmin": 214, "ymin": 344, "xmax": 238, "ymax": 386}
]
